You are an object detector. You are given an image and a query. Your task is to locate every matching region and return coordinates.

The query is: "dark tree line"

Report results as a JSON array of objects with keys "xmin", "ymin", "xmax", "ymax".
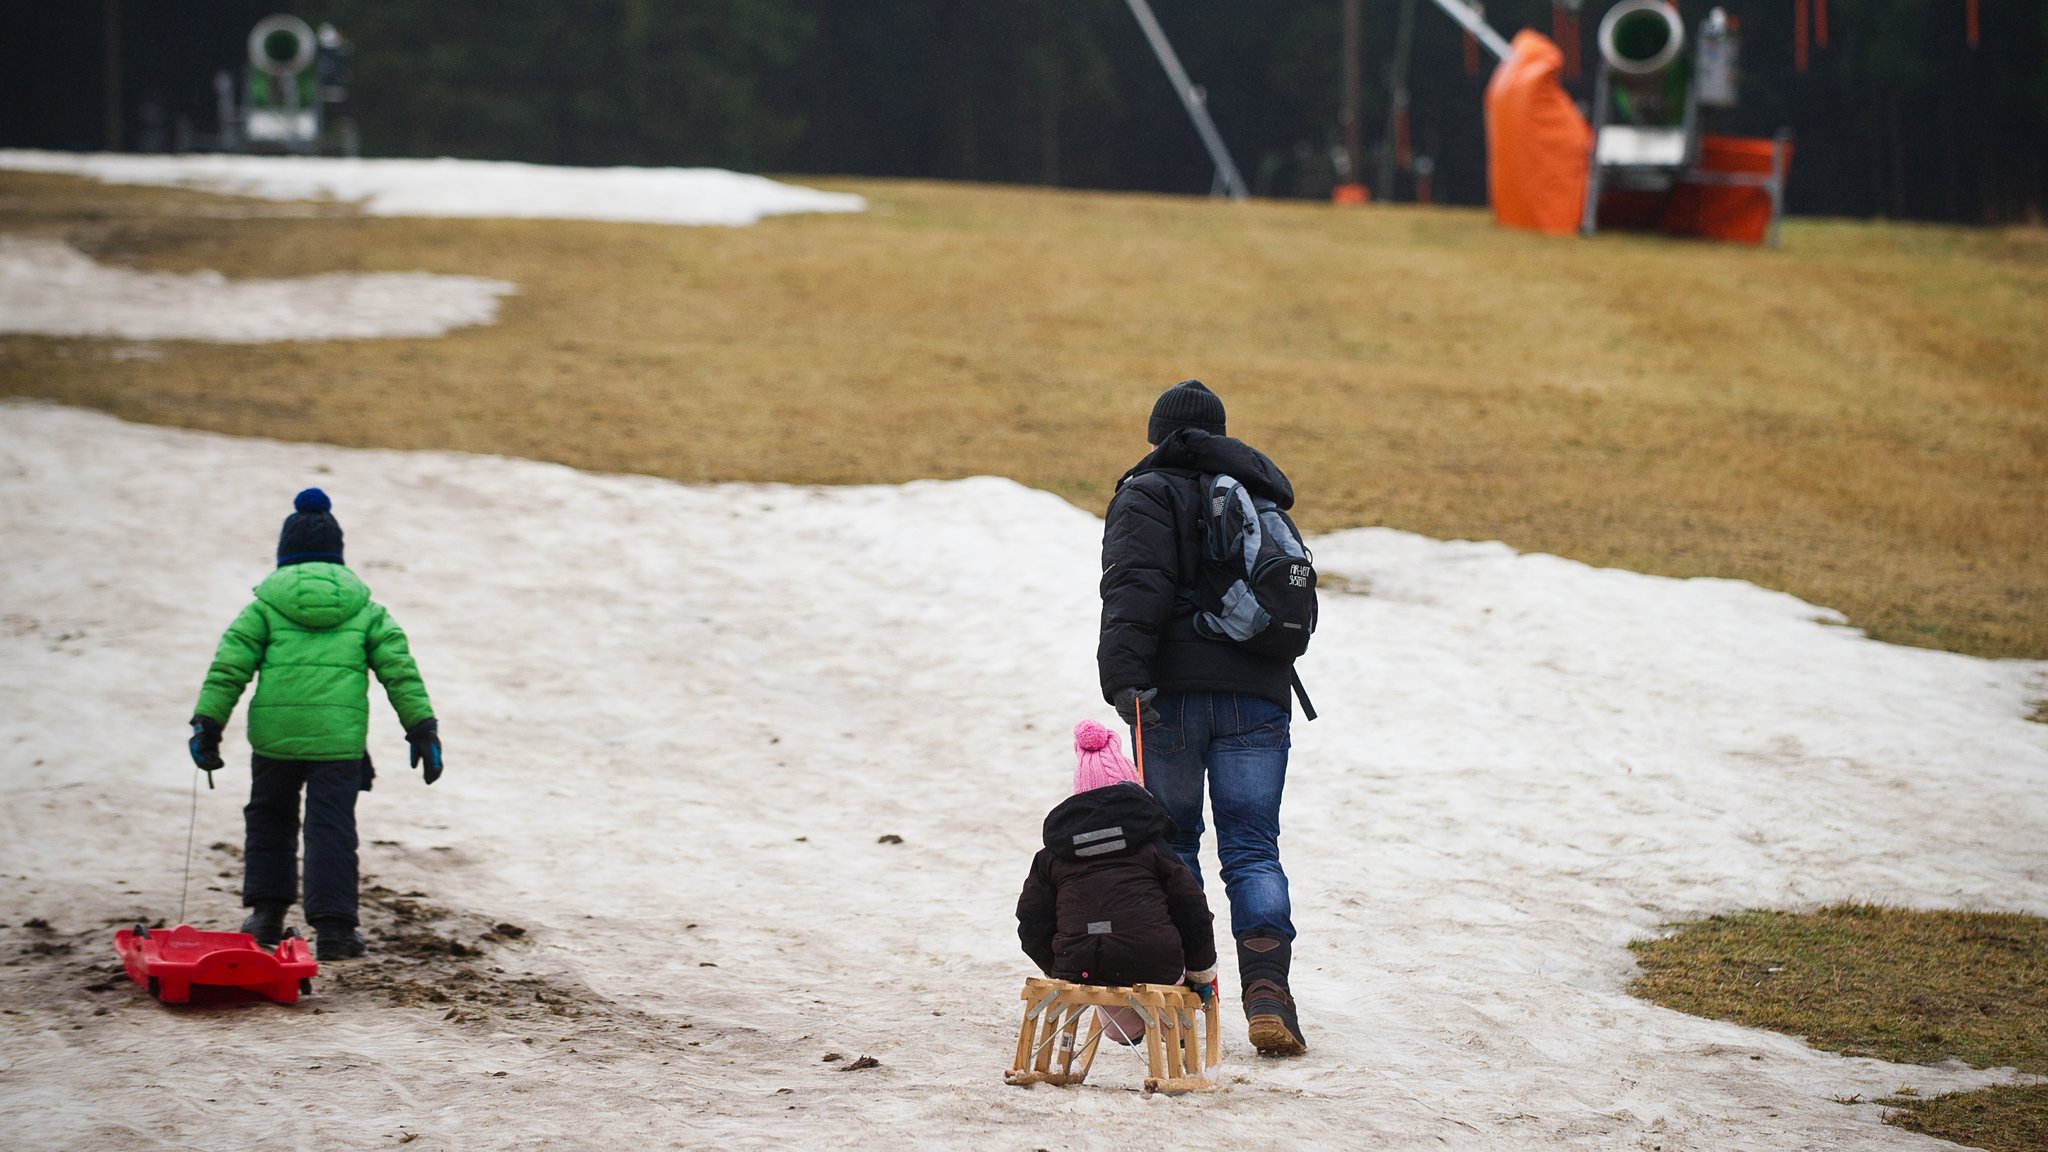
[{"xmin": 4, "ymin": 0, "xmax": 2043, "ymax": 222}]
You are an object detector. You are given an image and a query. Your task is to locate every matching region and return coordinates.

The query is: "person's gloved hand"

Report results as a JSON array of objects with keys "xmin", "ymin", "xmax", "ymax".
[
  {"xmin": 1112, "ymin": 687, "xmax": 1161, "ymax": 728},
  {"xmin": 406, "ymin": 718, "xmax": 443, "ymax": 785},
  {"xmin": 1185, "ymin": 967, "xmax": 1218, "ymax": 1005},
  {"xmin": 188, "ymin": 715, "xmax": 224, "ymax": 778}
]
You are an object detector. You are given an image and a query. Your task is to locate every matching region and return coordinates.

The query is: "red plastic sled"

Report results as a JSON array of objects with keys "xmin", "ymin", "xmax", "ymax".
[{"xmin": 113, "ymin": 923, "xmax": 319, "ymax": 1005}]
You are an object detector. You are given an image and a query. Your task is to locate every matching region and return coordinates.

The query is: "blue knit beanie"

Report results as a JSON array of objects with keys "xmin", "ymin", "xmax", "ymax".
[{"xmin": 276, "ymin": 488, "xmax": 344, "ymax": 566}]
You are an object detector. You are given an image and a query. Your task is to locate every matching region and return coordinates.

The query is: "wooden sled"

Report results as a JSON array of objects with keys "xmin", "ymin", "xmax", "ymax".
[{"xmin": 1003, "ymin": 977, "xmax": 1219, "ymax": 1095}]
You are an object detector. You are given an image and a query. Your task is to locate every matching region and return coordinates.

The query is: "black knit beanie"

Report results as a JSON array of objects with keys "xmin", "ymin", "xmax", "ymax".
[
  {"xmin": 1148, "ymin": 379, "xmax": 1227, "ymax": 444},
  {"xmin": 276, "ymin": 488, "xmax": 344, "ymax": 566}
]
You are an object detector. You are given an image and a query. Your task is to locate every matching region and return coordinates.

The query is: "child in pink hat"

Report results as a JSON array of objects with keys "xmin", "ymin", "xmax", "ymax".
[{"xmin": 1015, "ymin": 720, "xmax": 1219, "ymax": 1045}]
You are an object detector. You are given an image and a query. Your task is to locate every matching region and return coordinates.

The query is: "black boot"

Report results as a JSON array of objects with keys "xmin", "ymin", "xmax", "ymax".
[
  {"xmin": 240, "ymin": 902, "xmax": 288, "ymax": 949},
  {"xmin": 1238, "ymin": 935, "xmax": 1307, "ymax": 1056},
  {"xmin": 314, "ymin": 920, "xmax": 367, "ymax": 961}
]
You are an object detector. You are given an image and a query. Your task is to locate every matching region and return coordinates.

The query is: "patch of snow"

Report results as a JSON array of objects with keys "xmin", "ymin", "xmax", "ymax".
[
  {"xmin": 0, "ymin": 150, "xmax": 867, "ymax": 226},
  {"xmin": 0, "ymin": 236, "xmax": 514, "ymax": 342},
  {"xmin": 0, "ymin": 403, "xmax": 2042, "ymax": 1149}
]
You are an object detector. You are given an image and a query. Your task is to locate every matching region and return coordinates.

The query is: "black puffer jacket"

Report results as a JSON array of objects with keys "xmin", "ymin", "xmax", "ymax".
[
  {"xmin": 1016, "ymin": 783, "xmax": 1217, "ymax": 985},
  {"xmin": 1097, "ymin": 428, "xmax": 1297, "ymax": 708}
]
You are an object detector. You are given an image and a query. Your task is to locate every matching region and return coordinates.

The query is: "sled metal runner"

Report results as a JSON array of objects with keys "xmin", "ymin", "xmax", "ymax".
[{"xmin": 114, "ymin": 923, "xmax": 319, "ymax": 1005}]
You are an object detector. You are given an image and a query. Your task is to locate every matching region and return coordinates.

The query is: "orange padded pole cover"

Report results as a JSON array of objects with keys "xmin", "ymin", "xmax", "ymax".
[{"xmin": 1485, "ymin": 31, "xmax": 1591, "ymax": 236}]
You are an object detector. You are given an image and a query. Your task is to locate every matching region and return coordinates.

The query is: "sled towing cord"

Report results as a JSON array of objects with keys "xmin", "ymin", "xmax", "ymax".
[
  {"xmin": 1134, "ymin": 703, "xmax": 1147, "ymax": 788},
  {"xmin": 177, "ymin": 765, "xmax": 205, "ymax": 927}
]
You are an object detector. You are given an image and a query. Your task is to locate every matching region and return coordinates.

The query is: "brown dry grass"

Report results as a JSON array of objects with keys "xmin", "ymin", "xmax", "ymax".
[
  {"xmin": 1881, "ymin": 1085, "xmax": 2048, "ymax": 1152},
  {"xmin": 1631, "ymin": 906, "xmax": 2048, "ymax": 1073},
  {"xmin": 1630, "ymin": 906, "xmax": 2048, "ymax": 1150},
  {"xmin": 3, "ymin": 171, "xmax": 2044, "ymax": 656}
]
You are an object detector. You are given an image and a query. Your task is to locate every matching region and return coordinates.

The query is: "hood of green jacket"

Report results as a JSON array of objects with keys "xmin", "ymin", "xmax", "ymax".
[{"xmin": 253, "ymin": 562, "xmax": 371, "ymax": 630}]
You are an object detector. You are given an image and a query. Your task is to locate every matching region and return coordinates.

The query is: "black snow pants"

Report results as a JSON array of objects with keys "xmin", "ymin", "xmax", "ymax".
[{"xmin": 242, "ymin": 753, "xmax": 373, "ymax": 928}]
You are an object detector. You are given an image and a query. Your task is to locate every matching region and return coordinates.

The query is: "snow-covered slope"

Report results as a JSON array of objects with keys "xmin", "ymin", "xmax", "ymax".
[
  {"xmin": 0, "ymin": 151, "xmax": 866, "ymax": 226},
  {"xmin": 0, "ymin": 236, "xmax": 514, "ymax": 342},
  {"xmin": 1, "ymin": 402, "xmax": 2042, "ymax": 1150}
]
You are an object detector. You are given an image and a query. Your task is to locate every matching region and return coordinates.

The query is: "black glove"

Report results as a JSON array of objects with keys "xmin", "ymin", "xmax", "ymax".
[
  {"xmin": 406, "ymin": 717, "xmax": 443, "ymax": 785},
  {"xmin": 188, "ymin": 715, "xmax": 224, "ymax": 779},
  {"xmin": 1112, "ymin": 687, "xmax": 1161, "ymax": 728}
]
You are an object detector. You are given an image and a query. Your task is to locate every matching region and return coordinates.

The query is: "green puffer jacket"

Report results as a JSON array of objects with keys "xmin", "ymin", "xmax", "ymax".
[{"xmin": 194, "ymin": 563, "xmax": 434, "ymax": 761}]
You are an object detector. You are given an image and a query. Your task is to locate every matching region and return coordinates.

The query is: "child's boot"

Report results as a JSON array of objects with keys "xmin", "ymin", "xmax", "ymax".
[
  {"xmin": 240, "ymin": 901, "xmax": 288, "ymax": 949},
  {"xmin": 1239, "ymin": 935, "xmax": 1307, "ymax": 1056},
  {"xmin": 314, "ymin": 919, "xmax": 367, "ymax": 961}
]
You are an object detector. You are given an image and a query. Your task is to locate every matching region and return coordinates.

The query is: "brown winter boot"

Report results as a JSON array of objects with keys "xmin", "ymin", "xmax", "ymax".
[{"xmin": 1239, "ymin": 935, "xmax": 1307, "ymax": 1056}]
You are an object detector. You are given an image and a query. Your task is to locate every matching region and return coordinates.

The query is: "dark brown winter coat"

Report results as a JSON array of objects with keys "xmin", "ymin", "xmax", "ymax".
[{"xmin": 1015, "ymin": 783, "xmax": 1217, "ymax": 985}]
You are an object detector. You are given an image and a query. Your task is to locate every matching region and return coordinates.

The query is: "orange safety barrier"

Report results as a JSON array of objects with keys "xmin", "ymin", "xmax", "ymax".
[
  {"xmin": 1661, "ymin": 134, "xmax": 1793, "ymax": 245},
  {"xmin": 1594, "ymin": 135, "xmax": 1791, "ymax": 246}
]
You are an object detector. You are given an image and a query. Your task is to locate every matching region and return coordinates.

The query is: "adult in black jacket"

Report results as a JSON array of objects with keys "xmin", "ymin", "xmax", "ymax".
[
  {"xmin": 1096, "ymin": 379, "xmax": 1308, "ymax": 1056},
  {"xmin": 1016, "ymin": 782, "xmax": 1217, "ymax": 987}
]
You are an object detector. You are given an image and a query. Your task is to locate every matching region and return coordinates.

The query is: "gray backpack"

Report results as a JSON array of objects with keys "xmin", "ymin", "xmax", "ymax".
[{"xmin": 1190, "ymin": 473, "xmax": 1318, "ymax": 663}]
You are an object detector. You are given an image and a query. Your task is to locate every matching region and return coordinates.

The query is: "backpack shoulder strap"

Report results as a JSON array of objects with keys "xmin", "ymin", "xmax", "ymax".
[{"xmin": 1290, "ymin": 667, "xmax": 1317, "ymax": 721}]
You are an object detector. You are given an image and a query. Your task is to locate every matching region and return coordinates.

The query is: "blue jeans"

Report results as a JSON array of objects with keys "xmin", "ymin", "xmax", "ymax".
[{"xmin": 1135, "ymin": 692, "xmax": 1294, "ymax": 943}]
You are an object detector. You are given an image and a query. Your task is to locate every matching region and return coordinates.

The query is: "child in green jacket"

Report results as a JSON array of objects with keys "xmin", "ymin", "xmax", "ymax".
[{"xmin": 188, "ymin": 488, "xmax": 442, "ymax": 961}]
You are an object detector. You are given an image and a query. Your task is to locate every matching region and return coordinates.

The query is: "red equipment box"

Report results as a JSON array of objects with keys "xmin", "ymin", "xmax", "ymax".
[{"xmin": 114, "ymin": 923, "xmax": 319, "ymax": 1005}]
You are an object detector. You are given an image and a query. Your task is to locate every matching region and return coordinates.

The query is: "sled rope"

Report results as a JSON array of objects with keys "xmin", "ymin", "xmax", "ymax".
[
  {"xmin": 177, "ymin": 766, "xmax": 201, "ymax": 926},
  {"xmin": 1134, "ymin": 703, "xmax": 1146, "ymax": 787}
]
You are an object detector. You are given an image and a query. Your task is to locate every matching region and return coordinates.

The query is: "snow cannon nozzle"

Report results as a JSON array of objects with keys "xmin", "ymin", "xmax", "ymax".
[
  {"xmin": 1599, "ymin": 0, "xmax": 1686, "ymax": 80},
  {"xmin": 294, "ymin": 488, "xmax": 331, "ymax": 514}
]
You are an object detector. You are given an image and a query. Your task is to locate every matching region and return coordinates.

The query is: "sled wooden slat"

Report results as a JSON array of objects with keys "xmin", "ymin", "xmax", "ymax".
[
  {"xmin": 1032, "ymin": 1006, "xmax": 1062, "ymax": 1075},
  {"xmin": 1003, "ymin": 977, "xmax": 1218, "ymax": 1095},
  {"xmin": 1158, "ymin": 989, "xmax": 1186, "ymax": 1081},
  {"xmin": 1010, "ymin": 997, "xmax": 1039, "ymax": 1073},
  {"xmin": 1206, "ymin": 996, "xmax": 1222, "ymax": 1070},
  {"xmin": 1139, "ymin": 990, "xmax": 1165, "ymax": 1083}
]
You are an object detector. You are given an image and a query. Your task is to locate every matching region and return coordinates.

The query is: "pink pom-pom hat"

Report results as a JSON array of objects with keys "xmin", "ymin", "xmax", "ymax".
[{"xmin": 1072, "ymin": 719, "xmax": 1141, "ymax": 793}]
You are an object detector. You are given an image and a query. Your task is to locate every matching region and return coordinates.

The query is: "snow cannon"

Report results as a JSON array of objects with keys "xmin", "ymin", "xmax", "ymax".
[
  {"xmin": 213, "ymin": 14, "xmax": 358, "ymax": 156},
  {"xmin": 114, "ymin": 923, "xmax": 319, "ymax": 1006},
  {"xmin": 1579, "ymin": 3, "xmax": 1789, "ymax": 245},
  {"xmin": 241, "ymin": 15, "xmax": 320, "ymax": 150},
  {"xmin": 1456, "ymin": 0, "xmax": 1788, "ymax": 244},
  {"xmin": 1593, "ymin": 1, "xmax": 1689, "ymax": 143}
]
